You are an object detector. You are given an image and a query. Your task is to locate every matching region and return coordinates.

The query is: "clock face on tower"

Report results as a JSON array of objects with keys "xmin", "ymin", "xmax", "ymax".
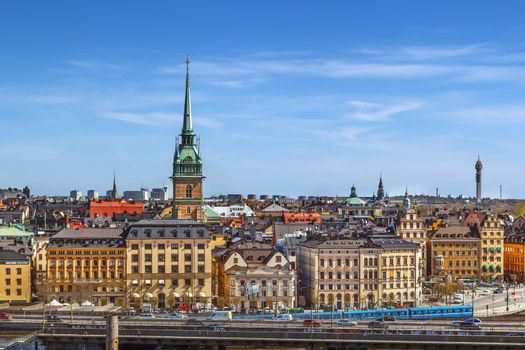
[{"xmin": 171, "ymin": 58, "xmax": 205, "ymax": 221}]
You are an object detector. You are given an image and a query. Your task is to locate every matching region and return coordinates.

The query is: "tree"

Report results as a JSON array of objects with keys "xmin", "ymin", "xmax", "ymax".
[
  {"xmin": 74, "ymin": 282, "xmax": 92, "ymax": 304},
  {"xmin": 35, "ymin": 275, "xmax": 54, "ymax": 304},
  {"xmin": 167, "ymin": 296, "xmax": 177, "ymax": 310}
]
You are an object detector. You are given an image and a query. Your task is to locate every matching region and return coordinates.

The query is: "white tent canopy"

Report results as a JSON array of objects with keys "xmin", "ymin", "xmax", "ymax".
[
  {"xmin": 48, "ymin": 299, "xmax": 62, "ymax": 307},
  {"xmin": 81, "ymin": 300, "xmax": 93, "ymax": 307}
]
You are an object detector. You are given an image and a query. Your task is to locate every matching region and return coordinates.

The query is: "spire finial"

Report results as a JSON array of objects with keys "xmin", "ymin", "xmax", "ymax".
[{"xmin": 185, "ymin": 55, "xmax": 191, "ymax": 74}]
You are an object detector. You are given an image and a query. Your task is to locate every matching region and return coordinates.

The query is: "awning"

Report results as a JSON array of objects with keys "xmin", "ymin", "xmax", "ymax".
[
  {"xmin": 131, "ymin": 293, "xmax": 140, "ymax": 298},
  {"xmin": 172, "ymin": 292, "xmax": 180, "ymax": 298},
  {"xmin": 197, "ymin": 291, "xmax": 206, "ymax": 298},
  {"xmin": 144, "ymin": 292, "xmax": 153, "ymax": 299}
]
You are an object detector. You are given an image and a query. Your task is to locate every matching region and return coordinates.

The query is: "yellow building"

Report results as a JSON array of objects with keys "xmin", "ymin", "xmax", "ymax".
[
  {"xmin": 0, "ymin": 250, "xmax": 31, "ymax": 304},
  {"xmin": 126, "ymin": 219, "xmax": 212, "ymax": 310},
  {"xmin": 46, "ymin": 228, "xmax": 126, "ymax": 305},
  {"xmin": 466, "ymin": 213, "xmax": 504, "ymax": 281},
  {"xmin": 429, "ymin": 226, "xmax": 480, "ymax": 281}
]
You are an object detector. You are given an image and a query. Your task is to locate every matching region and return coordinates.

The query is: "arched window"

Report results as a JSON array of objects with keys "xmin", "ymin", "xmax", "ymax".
[
  {"xmin": 185, "ymin": 185, "xmax": 192, "ymax": 198},
  {"xmin": 186, "ymin": 206, "xmax": 191, "ymax": 215}
]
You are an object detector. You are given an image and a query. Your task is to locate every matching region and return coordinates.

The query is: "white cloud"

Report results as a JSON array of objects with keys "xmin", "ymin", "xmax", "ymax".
[
  {"xmin": 100, "ymin": 111, "xmax": 221, "ymax": 129},
  {"xmin": 65, "ymin": 60, "xmax": 126, "ymax": 71},
  {"xmin": 345, "ymin": 100, "xmax": 423, "ymax": 122}
]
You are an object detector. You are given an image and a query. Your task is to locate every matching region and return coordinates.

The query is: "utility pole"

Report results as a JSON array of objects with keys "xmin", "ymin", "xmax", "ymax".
[{"xmin": 506, "ymin": 285, "xmax": 509, "ymax": 312}]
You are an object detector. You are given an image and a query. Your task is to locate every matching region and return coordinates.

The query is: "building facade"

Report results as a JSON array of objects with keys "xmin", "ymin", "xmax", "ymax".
[
  {"xmin": 504, "ymin": 234, "xmax": 525, "ymax": 283},
  {"xmin": 171, "ymin": 59, "xmax": 204, "ymax": 220},
  {"xmin": 0, "ymin": 250, "xmax": 31, "ymax": 304},
  {"xmin": 125, "ymin": 220, "xmax": 212, "ymax": 310},
  {"xmin": 297, "ymin": 235, "xmax": 422, "ymax": 311},
  {"xmin": 396, "ymin": 206, "xmax": 428, "ymax": 277},
  {"xmin": 46, "ymin": 228, "xmax": 126, "ymax": 305}
]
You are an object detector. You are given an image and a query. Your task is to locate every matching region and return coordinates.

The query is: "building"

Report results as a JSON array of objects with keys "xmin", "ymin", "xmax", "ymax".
[
  {"xmin": 0, "ymin": 224, "xmax": 34, "ymax": 255},
  {"xmin": 123, "ymin": 189, "xmax": 150, "ymax": 201},
  {"xmin": 171, "ymin": 59, "xmax": 204, "ymax": 220},
  {"xmin": 429, "ymin": 226, "xmax": 480, "ymax": 281},
  {"xmin": 475, "ymin": 156, "xmax": 482, "ymax": 204},
  {"xmin": 216, "ymin": 242, "xmax": 296, "ymax": 312},
  {"xmin": 466, "ymin": 212, "xmax": 504, "ymax": 281},
  {"xmin": 297, "ymin": 235, "xmax": 422, "ymax": 311},
  {"xmin": 504, "ymin": 233, "xmax": 525, "ymax": 283},
  {"xmin": 205, "ymin": 203, "xmax": 256, "ymax": 221},
  {"xmin": 125, "ymin": 219, "xmax": 212, "ymax": 310},
  {"xmin": 283, "ymin": 212, "xmax": 321, "ymax": 224},
  {"xmin": 376, "ymin": 176, "xmax": 385, "ymax": 201},
  {"xmin": 0, "ymin": 250, "xmax": 31, "ymax": 304},
  {"xmin": 70, "ymin": 190, "xmax": 82, "ymax": 201},
  {"xmin": 396, "ymin": 202, "xmax": 428, "ymax": 277},
  {"xmin": 87, "ymin": 190, "xmax": 99, "ymax": 200},
  {"xmin": 151, "ymin": 187, "xmax": 169, "ymax": 202},
  {"xmin": 89, "ymin": 199, "xmax": 144, "ymax": 219},
  {"xmin": 46, "ymin": 228, "xmax": 127, "ymax": 305}
]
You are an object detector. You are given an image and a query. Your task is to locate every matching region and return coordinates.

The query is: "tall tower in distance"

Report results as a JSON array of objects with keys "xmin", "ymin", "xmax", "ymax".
[
  {"xmin": 475, "ymin": 156, "xmax": 482, "ymax": 204},
  {"xmin": 170, "ymin": 57, "xmax": 204, "ymax": 220}
]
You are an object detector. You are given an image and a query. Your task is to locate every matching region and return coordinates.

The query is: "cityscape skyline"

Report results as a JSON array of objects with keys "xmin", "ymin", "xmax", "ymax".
[{"xmin": 1, "ymin": 1, "xmax": 525, "ymax": 198}]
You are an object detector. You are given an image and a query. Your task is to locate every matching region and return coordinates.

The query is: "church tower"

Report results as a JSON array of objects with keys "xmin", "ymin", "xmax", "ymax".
[
  {"xmin": 171, "ymin": 57, "xmax": 204, "ymax": 220},
  {"xmin": 376, "ymin": 175, "xmax": 385, "ymax": 200}
]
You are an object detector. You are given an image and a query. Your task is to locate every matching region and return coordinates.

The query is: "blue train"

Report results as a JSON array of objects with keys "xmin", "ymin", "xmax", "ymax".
[{"xmin": 233, "ymin": 305, "xmax": 473, "ymax": 320}]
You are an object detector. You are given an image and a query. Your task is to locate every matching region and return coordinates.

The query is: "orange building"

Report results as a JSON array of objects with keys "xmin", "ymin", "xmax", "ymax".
[
  {"xmin": 89, "ymin": 199, "xmax": 144, "ymax": 218},
  {"xmin": 504, "ymin": 235, "xmax": 525, "ymax": 283},
  {"xmin": 283, "ymin": 212, "xmax": 321, "ymax": 224}
]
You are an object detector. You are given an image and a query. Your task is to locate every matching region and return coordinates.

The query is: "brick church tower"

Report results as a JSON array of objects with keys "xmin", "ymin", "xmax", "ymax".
[{"xmin": 171, "ymin": 57, "xmax": 204, "ymax": 220}]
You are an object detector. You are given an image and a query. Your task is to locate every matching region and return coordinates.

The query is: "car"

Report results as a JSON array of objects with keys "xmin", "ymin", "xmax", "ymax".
[
  {"xmin": 164, "ymin": 312, "xmax": 185, "ymax": 319},
  {"xmin": 0, "ymin": 312, "xmax": 12, "ymax": 320},
  {"xmin": 303, "ymin": 319, "xmax": 323, "ymax": 328},
  {"xmin": 480, "ymin": 290, "xmax": 491, "ymax": 296},
  {"xmin": 449, "ymin": 320, "xmax": 462, "ymax": 327},
  {"xmin": 462, "ymin": 318, "xmax": 482, "ymax": 325},
  {"xmin": 273, "ymin": 314, "xmax": 293, "ymax": 321},
  {"xmin": 494, "ymin": 287, "xmax": 504, "ymax": 294},
  {"xmin": 368, "ymin": 321, "xmax": 388, "ymax": 329},
  {"xmin": 336, "ymin": 318, "xmax": 357, "ymax": 327},
  {"xmin": 138, "ymin": 313, "xmax": 155, "ymax": 319},
  {"xmin": 45, "ymin": 314, "xmax": 61, "ymax": 322},
  {"xmin": 186, "ymin": 318, "xmax": 204, "ymax": 325},
  {"xmin": 376, "ymin": 315, "xmax": 396, "ymax": 322}
]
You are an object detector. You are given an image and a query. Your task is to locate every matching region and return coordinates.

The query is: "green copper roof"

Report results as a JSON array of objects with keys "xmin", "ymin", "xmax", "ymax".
[
  {"xmin": 0, "ymin": 224, "xmax": 32, "ymax": 237},
  {"xmin": 203, "ymin": 205, "xmax": 221, "ymax": 218},
  {"xmin": 182, "ymin": 56, "xmax": 193, "ymax": 134},
  {"xmin": 345, "ymin": 196, "xmax": 366, "ymax": 206}
]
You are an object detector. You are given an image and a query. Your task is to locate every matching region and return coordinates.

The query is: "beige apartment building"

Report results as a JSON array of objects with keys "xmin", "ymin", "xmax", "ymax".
[
  {"xmin": 125, "ymin": 219, "xmax": 212, "ymax": 310},
  {"xmin": 396, "ymin": 207, "xmax": 428, "ymax": 277},
  {"xmin": 297, "ymin": 235, "xmax": 422, "ymax": 310}
]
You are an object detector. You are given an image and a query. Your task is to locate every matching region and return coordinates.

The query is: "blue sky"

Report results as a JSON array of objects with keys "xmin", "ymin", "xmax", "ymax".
[{"xmin": 1, "ymin": 1, "xmax": 525, "ymax": 198}]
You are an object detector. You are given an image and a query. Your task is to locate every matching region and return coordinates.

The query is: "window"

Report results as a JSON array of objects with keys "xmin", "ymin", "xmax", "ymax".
[
  {"xmin": 145, "ymin": 266, "xmax": 152, "ymax": 273},
  {"xmin": 186, "ymin": 206, "xmax": 191, "ymax": 215},
  {"xmin": 185, "ymin": 279, "xmax": 191, "ymax": 286},
  {"xmin": 276, "ymin": 255, "xmax": 282, "ymax": 263},
  {"xmin": 198, "ymin": 265, "xmax": 205, "ymax": 273},
  {"xmin": 5, "ymin": 279, "xmax": 10, "ymax": 286},
  {"xmin": 131, "ymin": 244, "xmax": 139, "ymax": 250},
  {"xmin": 171, "ymin": 254, "xmax": 179, "ymax": 261},
  {"xmin": 198, "ymin": 254, "xmax": 205, "ymax": 261},
  {"xmin": 185, "ymin": 254, "xmax": 192, "ymax": 262},
  {"xmin": 131, "ymin": 267, "xmax": 138, "ymax": 273},
  {"xmin": 184, "ymin": 266, "xmax": 192, "ymax": 273},
  {"xmin": 158, "ymin": 244, "xmax": 165, "ymax": 250},
  {"xmin": 16, "ymin": 268, "xmax": 22, "ymax": 275},
  {"xmin": 185, "ymin": 185, "xmax": 193, "ymax": 198},
  {"xmin": 171, "ymin": 243, "xmax": 179, "ymax": 250},
  {"xmin": 145, "ymin": 244, "xmax": 152, "ymax": 250},
  {"xmin": 5, "ymin": 289, "xmax": 10, "ymax": 296},
  {"xmin": 171, "ymin": 264, "xmax": 178, "ymax": 273},
  {"xmin": 145, "ymin": 254, "xmax": 152, "ymax": 262},
  {"xmin": 16, "ymin": 279, "xmax": 21, "ymax": 286},
  {"xmin": 5, "ymin": 268, "xmax": 10, "ymax": 275},
  {"xmin": 197, "ymin": 243, "xmax": 205, "ymax": 249},
  {"xmin": 184, "ymin": 244, "xmax": 192, "ymax": 250},
  {"xmin": 198, "ymin": 279, "xmax": 204, "ymax": 286},
  {"xmin": 158, "ymin": 254, "xmax": 165, "ymax": 262},
  {"xmin": 132, "ymin": 254, "xmax": 139, "ymax": 262},
  {"xmin": 158, "ymin": 266, "xmax": 165, "ymax": 273},
  {"xmin": 172, "ymin": 279, "xmax": 178, "ymax": 286}
]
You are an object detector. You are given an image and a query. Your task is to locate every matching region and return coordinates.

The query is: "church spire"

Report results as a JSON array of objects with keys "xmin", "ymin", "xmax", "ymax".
[
  {"xmin": 112, "ymin": 172, "xmax": 117, "ymax": 200},
  {"xmin": 182, "ymin": 55, "xmax": 193, "ymax": 135},
  {"xmin": 377, "ymin": 173, "xmax": 385, "ymax": 200}
]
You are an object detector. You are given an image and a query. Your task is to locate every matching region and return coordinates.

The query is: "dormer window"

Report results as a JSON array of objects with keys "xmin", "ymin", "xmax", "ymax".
[{"xmin": 171, "ymin": 230, "xmax": 178, "ymax": 238}]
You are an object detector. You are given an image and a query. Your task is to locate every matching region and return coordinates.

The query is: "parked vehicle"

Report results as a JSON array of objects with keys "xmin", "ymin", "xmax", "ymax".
[
  {"xmin": 462, "ymin": 318, "xmax": 482, "ymax": 325},
  {"xmin": 138, "ymin": 313, "xmax": 156, "ymax": 319},
  {"xmin": 494, "ymin": 287, "xmax": 504, "ymax": 294},
  {"xmin": 164, "ymin": 312, "xmax": 185, "ymax": 319},
  {"xmin": 0, "ymin": 312, "xmax": 12, "ymax": 320},
  {"xmin": 336, "ymin": 318, "xmax": 357, "ymax": 327},
  {"xmin": 273, "ymin": 314, "xmax": 293, "ymax": 321},
  {"xmin": 453, "ymin": 294, "xmax": 464, "ymax": 304},
  {"xmin": 368, "ymin": 321, "xmax": 388, "ymax": 329},
  {"xmin": 480, "ymin": 290, "xmax": 491, "ymax": 296},
  {"xmin": 303, "ymin": 319, "xmax": 323, "ymax": 328}
]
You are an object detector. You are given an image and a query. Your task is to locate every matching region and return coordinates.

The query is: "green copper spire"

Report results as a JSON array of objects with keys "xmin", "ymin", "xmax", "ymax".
[{"xmin": 182, "ymin": 55, "xmax": 193, "ymax": 136}]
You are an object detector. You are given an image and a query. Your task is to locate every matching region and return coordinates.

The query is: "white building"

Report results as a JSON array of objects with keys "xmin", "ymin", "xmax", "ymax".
[
  {"xmin": 87, "ymin": 190, "xmax": 99, "ymax": 200},
  {"xmin": 69, "ymin": 190, "xmax": 82, "ymax": 201},
  {"xmin": 122, "ymin": 188, "xmax": 150, "ymax": 201},
  {"xmin": 206, "ymin": 203, "xmax": 256, "ymax": 219}
]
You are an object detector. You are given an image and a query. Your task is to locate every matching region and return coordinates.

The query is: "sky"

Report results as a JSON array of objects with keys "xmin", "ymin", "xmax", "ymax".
[{"xmin": 1, "ymin": 1, "xmax": 525, "ymax": 199}]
